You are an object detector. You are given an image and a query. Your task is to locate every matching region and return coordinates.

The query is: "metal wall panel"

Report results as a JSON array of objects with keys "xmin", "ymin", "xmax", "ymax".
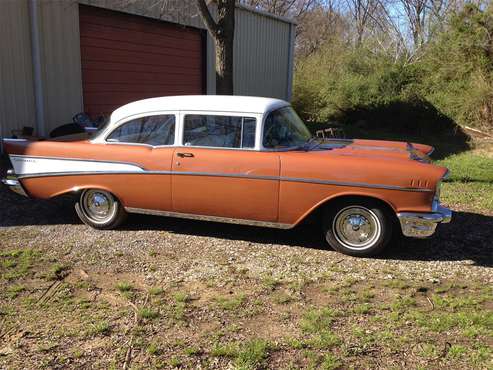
[
  {"xmin": 39, "ymin": 0, "xmax": 83, "ymax": 133},
  {"xmin": 0, "ymin": 0, "xmax": 35, "ymax": 142},
  {"xmin": 233, "ymin": 7, "xmax": 291, "ymax": 100}
]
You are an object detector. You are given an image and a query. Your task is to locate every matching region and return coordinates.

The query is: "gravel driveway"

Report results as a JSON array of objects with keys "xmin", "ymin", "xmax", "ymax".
[
  {"xmin": 0, "ymin": 160, "xmax": 491, "ymax": 369},
  {"xmin": 1, "ymin": 160, "xmax": 491, "ymax": 285}
]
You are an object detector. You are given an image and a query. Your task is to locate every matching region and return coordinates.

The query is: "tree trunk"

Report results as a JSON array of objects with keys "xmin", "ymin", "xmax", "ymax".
[
  {"xmin": 215, "ymin": 0, "xmax": 235, "ymax": 94},
  {"xmin": 196, "ymin": 0, "xmax": 235, "ymax": 95},
  {"xmin": 215, "ymin": 33, "xmax": 234, "ymax": 94}
]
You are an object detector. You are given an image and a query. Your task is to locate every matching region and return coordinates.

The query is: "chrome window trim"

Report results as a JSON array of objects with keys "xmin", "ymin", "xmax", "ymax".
[
  {"xmin": 125, "ymin": 207, "xmax": 294, "ymax": 229},
  {"xmin": 94, "ymin": 111, "xmax": 179, "ymax": 145},
  {"xmin": 259, "ymin": 105, "xmax": 311, "ymax": 151},
  {"xmin": 180, "ymin": 111, "xmax": 260, "ymax": 150}
]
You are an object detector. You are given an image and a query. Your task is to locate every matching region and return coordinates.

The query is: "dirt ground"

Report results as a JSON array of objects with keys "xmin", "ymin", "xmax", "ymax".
[{"xmin": 0, "ymin": 161, "xmax": 491, "ymax": 369}]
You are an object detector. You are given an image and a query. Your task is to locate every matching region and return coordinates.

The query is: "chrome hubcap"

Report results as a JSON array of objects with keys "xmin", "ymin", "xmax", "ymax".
[
  {"xmin": 81, "ymin": 190, "xmax": 116, "ymax": 223},
  {"xmin": 332, "ymin": 206, "xmax": 381, "ymax": 250}
]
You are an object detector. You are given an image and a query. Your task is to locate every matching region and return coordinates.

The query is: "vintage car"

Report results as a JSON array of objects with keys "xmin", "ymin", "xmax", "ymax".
[{"xmin": 2, "ymin": 95, "xmax": 451, "ymax": 256}]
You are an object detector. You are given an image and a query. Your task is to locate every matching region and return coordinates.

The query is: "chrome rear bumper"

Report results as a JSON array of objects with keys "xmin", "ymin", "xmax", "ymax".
[
  {"xmin": 397, "ymin": 203, "xmax": 452, "ymax": 238},
  {"xmin": 1, "ymin": 170, "xmax": 28, "ymax": 197}
]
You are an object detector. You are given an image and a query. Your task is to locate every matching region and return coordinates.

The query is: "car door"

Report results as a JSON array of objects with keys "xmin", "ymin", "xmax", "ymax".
[
  {"xmin": 101, "ymin": 112, "xmax": 177, "ymax": 211},
  {"xmin": 171, "ymin": 112, "xmax": 280, "ymax": 222}
]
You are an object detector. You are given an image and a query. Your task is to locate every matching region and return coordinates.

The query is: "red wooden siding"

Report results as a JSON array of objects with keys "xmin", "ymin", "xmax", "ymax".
[{"xmin": 79, "ymin": 5, "xmax": 205, "ymax": 118}]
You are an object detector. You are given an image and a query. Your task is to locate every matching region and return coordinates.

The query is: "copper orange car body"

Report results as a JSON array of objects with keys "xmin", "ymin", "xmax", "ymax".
[{"xmin": 1, "ymin": 96, "xmax": 452, "ymax": 256}]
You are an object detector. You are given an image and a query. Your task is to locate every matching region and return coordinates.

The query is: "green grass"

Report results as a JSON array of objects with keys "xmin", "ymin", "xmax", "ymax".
[
  {"xmin": 214, "ymin": 293, "xmax": 246, "ymax": 311},
  {"xmin": 138, "ymin": 307, "xmax": 159, "ymax": 320},
  {"xmin": 436, "ymin": 151, "xmax": 493, "ymax": 212},
  {"xmin": 115, "ymin": 281, "xmax": 133, "ymax": 293},
  {"xmin": 436, "ymin": 153, "xmax": 493, "ymax": 183},
  {"xmin": 301, "ymin": 308, "xmax": 336, "ymax": 334},
  {"xmin": 148, "ymin": 287, "xmax": 163, "ymax": 296},
  {"xmin": 235, "ymin": 339, "xmax": 271, "ymax": 370},
  {"xmin": 6, "ymin": 284, "xmax": 25, "ymax": 299},
  {"xmin": 90, "ymin": 321, "xmax": 111, "ymax": 336},
  {"xmin": 1, "ymin": 249, "xmax": 39, "ymax": 281}
]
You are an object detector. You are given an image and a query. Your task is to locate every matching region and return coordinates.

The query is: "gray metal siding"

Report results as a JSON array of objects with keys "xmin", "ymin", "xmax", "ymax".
[
  {"xmin": 0, "ymin": 0, "xmax": 36, "ymax": 140},
  {"xmin": 233, "ymin": 7, "xmax": 291, "ymax": 99},
  {"xmin": 39, "ymin": 0, "xmax": 83, "ymax": 132}
]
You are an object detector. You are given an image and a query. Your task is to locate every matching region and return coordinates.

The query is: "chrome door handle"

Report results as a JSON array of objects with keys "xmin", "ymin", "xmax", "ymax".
[{"xmin": 177, "ymin": 152, "xmax": 194, "ymax": 158}]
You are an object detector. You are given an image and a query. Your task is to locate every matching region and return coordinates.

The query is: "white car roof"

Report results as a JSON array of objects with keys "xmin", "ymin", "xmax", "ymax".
[{"xmin": 110, "ymin": 95, "xmax": 290, "ymax": 123}]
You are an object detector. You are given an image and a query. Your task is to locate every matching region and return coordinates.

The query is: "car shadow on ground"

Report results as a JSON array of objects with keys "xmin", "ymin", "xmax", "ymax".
[{"xmin": 1, "ymin": 185, "xmax": 491, "ymax": 267}]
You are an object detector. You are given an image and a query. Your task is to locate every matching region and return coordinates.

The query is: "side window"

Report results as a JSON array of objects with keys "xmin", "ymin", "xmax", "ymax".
[
  {"xmin": 183, "ymin": 115, "xmax": 256, "ymax": 148},
  {"xmin": 107, "ymin": 115, "xmax": 175, "ymax": 146}
]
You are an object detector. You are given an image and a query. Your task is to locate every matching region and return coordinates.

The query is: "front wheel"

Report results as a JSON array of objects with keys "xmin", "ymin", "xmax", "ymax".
[
  {"xmin": 323, "ymin": 199, "xmax": 393, "ymax": 257},
  {"xmin": 75, "ymin": 189, "xmax": 127, "ymax": 229}
]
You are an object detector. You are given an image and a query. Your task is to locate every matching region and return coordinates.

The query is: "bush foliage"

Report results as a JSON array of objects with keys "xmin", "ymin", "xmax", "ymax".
[{"xmin": 293, "ymin": 4, "xmax": 493, "ymax": 133}]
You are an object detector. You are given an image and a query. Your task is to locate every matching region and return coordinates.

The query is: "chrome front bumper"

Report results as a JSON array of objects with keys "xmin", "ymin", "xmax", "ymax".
[
  {"xmin": 1, "ymin": 170, "xmax": 28, "ymax": 197},
  {"xmin": 397, "ymin": 203, "xmax": 452, "ymax": 238}
]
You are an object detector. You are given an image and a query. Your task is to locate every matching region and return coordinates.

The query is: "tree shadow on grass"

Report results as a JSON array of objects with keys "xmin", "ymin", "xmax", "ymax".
[{"xmin": 309, "ymin": 100, "xmax": 471, "ymax": 159}]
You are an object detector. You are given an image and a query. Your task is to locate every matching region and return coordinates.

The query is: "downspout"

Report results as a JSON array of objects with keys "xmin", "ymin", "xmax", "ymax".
[
  {"xmin": 29, "ymin": 0, "xmax": 45, "ymax": 137},
  {"xmin": 286, "ymin": 22, "xmax": 295, "ymax": 101}
]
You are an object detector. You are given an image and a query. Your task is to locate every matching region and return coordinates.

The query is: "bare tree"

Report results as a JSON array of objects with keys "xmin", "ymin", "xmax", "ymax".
[
  {"xmin": 296, "ymin": 2, "xmax": 351, "ymax": 56},
  {"xmin": 196, "ymin": 0, "xmax": 236, "ymax": 95},
  {"xmin": 343, "ymin": 0, "xmax": 382, "ymax": 45},
  {"xmin": 241, "ymin": 0, "xmax": 317, "ymax": 18}
]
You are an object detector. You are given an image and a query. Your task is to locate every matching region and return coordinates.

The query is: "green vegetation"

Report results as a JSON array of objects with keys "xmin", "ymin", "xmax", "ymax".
[
  {"xmin": 115, "ymin": 281, "xmax": 133, "ymax": 293},
  {"xmin": 89, "ymin": 320, "xmax": 111, "ymax": 336},
  {"xmin": 235, "ymin": 339, "xmax": 271, "ymax": 370},
  {"xmin": 214, "ymin": 293, "xmax": 246, "ymax": 311},
  {"xmin": 294, "ymin": 4, "xmax": 493, "ymax": 135},
  {"xmin": 437, "ymin": 152, "xmax": 493, "ymax": 212},
  {"xmin": 138, "ymin": 307, "xmax": 159, "ymax": 320}
]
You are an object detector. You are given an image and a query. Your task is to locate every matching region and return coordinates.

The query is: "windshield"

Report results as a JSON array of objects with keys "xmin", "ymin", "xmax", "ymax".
[{"xmin": 262, "ymin": 106, "xmax": 312, "ymax": 149}]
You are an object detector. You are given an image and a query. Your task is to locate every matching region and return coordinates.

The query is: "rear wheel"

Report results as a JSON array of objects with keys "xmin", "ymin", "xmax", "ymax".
[
  {"xmin": 75, "ymin": 189, "xmax": 127, "ymax": 229},
  {"xmin": 323, "ymin": 199, "xmax": 393, "ymax": 257}
]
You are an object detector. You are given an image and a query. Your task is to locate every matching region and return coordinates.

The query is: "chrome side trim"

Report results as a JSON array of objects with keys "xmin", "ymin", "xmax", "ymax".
[
  {"xmin": 16, "ymin": 170, "xmax": 432, "ymax": 192},
  {"xmin": 125, "ymin": 207, "xmax": 294, "ymax": 229},
  {"xmin": 17, "ymin": 171, "xmax": 153, "ymax": 179},
  {"xmin": 397, "ymin": 203, "xmax": 452, "ymax": 238},
  {"xmin": 9, "ymin": 154, "xmax": 146, "ymax": 170},
  {"xmin": 281, "ymin": 177, "xmax": 431, "ymax": 192}
]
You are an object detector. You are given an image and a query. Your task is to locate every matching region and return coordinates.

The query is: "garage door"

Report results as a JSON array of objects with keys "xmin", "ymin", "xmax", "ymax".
[{"xmin": 79, "ymin": 5, "xmax": 205, "ymax": 118}]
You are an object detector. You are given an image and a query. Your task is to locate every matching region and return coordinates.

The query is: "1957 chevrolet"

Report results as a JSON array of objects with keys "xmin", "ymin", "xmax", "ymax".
[{"xmin": 2, "ymin": 96, "xmax": 451, "ymax": 256}]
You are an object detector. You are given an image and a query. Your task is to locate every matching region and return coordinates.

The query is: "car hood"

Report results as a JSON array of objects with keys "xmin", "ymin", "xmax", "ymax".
[{"xmin": 321, "ymin": 138, "xmax": 434, "ymax": 163}]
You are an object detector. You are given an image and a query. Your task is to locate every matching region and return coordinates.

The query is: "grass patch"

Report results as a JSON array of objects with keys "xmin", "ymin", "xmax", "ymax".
[
  {"xmin": 353, "ymin": 303, "xmax": 371, "ymax": 314},
  {"xmin": 173, "ymin": 291, "xmax": 190, "ymax": 303},
  {"xmin": 301, "ymin": 308, "xmax": 336, "ymax": 333},
  {"xmin": 147, "ymin": 342, "xmax": 160, "ymax": 355},
  {"xmin": 235, "ymin": 339, "xmax": 271, "ymax": 370},
  {"xmin": 436, "ymin": 151, "xmax": 493, "ymax": 212},
  {"xmin": 436, "ymin": 153, "xmax": 493, "ymax": 183},
  {"xmin": 1, "ymin": 249, "xmax": 39, "ymax": 281},
  {"xmin": 214, "ymin": 293, "xmax": 246, "ymax": 311},
  {"xmin": 90, "ymin": 321, "xmax": 111, "ymax": 336},
  {"xmin": 148, "ymin": 286, "xmax": 163, "ymax": 296},
  {"xmin": 211, "ymin": 342, "xmax": 238, "ymax": 358},
  {"xmin": 6, "ymin": 284, "xmax": 25, "ymax": 299},
  {"xmin": 184, "ymin": 346, "xmax": 201, "ymax": 356},
  {"xmin": 45, "ymin": 263, "xmax": 70, "ymax": 281},
  {"xmin": 138, "ymin": 307, "xmax": 159, "ymax": 320},
  {"xmin": 116, "ymin": 281, "xmax": 134, "ymax": 293},
  {"xmin": 262, "ymin": 275, "xmax": 280, "ymax": 291}
]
